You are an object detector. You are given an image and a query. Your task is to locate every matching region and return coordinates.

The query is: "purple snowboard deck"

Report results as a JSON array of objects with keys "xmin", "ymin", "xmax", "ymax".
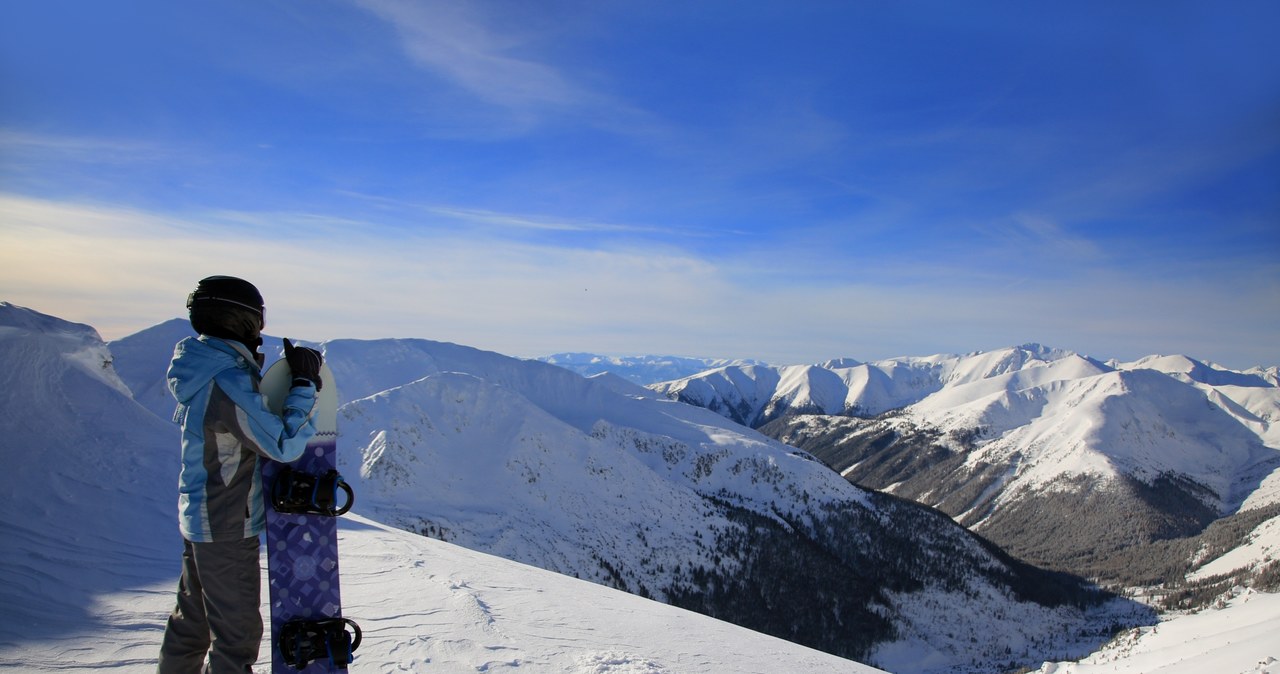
[{"xmin": 260, "ymin": 360, "xmax": 345, "ymax": 673}]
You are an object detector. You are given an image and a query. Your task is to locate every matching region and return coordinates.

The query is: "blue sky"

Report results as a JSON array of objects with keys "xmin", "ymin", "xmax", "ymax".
[{"xmin": 1, "ymin": 1, "xmax": 1277, "ymax": 368}]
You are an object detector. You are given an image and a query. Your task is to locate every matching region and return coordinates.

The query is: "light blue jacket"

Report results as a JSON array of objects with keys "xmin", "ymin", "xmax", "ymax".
[{"xmin": 167, "ymin": 336, "xmax": 317, "ymax": 542}]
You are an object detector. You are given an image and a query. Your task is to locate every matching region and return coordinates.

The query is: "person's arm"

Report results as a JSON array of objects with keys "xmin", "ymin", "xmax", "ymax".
[{"xmin": 216, "ymin": 367, "xmax": 317, "ymax": 463}]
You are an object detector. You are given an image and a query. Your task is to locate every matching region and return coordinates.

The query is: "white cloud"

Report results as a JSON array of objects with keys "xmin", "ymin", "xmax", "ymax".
[
  {"xmin": 351, "ymin": 0, "xmax": 587, "ymax": 111},
  {"xmin": 344, "ymin": 0, "xmax": 656, "ymax": 137}
]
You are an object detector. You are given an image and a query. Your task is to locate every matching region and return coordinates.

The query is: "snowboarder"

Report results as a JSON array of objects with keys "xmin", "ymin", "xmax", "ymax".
[{"xmin": 158, "ymin": 275, "xmax": 324, "ymax": 674}]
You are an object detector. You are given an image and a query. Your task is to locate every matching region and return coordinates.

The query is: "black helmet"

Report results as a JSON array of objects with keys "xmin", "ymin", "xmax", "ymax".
[
  {"xmin": 187, "ymin": 276, "xmax": 265, "ymax": 347},
  {"xmin": 186, "ymin": 275, "xmax": 264, "ymax": 316}
]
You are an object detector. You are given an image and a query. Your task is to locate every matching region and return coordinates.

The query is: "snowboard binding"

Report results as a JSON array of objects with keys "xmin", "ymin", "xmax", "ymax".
[
  {"xmin": 279, "ymin": 616, "xmax": 362, "ymax": 669},
  {"xmin": 271, "ymin": 466, "xmax": 354, "ymax": 517}
]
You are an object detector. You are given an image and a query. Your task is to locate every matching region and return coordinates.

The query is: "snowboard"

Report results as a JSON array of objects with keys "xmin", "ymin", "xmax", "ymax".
[{"xmin": 260, "ymin": 359, "xmax": 360, "ymax": 672}]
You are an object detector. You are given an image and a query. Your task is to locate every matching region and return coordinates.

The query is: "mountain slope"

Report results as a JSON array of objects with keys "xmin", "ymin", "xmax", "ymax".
[
  {"xmin": 0, "ymin": 302, "xmax": 882, "ymax": 673},
  {"xmin": 0, "ymin": 303, "xmax": 183, "ymax": 652},
  {"xmin": 319, "ymin": 337, "xmax": 1146, "ymax": 670}
]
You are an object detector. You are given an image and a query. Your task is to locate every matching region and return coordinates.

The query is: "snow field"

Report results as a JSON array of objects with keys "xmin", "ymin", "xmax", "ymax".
[
  {"xmin": 339, "ymin": 515, "xmax": 881, "ymax": 674},
  {"xmin": 1034, "ymin": 589, "xmax": 1280, "ymax": 674}
]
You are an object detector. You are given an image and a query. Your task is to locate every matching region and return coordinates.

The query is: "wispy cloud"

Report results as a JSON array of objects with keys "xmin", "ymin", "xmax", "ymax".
[
  {"xmin": 336, "ymin": 191, "xmax": 686, "ymax": 237},
  {"xmin": 977, "ymin": 213, "xmax": 1105, "ymax": 268},
  {"xmin": 345, "ymin": 0, "xmax": 657, "ymax": 138},
  {"xmin": 351, "ymin": 0, "xmax": 590, "ymax": 111},
  {"xmin": 0, "ymin": 129, "xmax": 175, "ymax": 165},
  {"xmin": 426, "ymin": 206, "xmax": 669, "ymax": 235}
]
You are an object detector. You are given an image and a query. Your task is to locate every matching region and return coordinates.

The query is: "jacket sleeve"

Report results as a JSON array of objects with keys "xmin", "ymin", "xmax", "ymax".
[{"xmin": 215, "ymin": 367, "xmax": 318, "ymax": 463}]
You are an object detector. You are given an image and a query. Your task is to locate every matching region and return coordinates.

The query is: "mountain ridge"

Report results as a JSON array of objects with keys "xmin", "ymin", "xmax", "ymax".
[
  {"xmin": 538, "ymin": 352, "xmax": 768, "ymax": 385},
  {"xmin": 653, "ymin": 344, "xmax": 1280, "ymax": 593}
]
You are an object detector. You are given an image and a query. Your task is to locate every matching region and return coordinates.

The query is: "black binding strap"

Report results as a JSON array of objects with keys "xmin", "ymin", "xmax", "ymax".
[
  {"xmin": 279, "ymin": 617, "xmax": 362, "ymax": 669},
  {"xmin": 271, "ymin": 467, "xmax": 354, "ymax": 516}
]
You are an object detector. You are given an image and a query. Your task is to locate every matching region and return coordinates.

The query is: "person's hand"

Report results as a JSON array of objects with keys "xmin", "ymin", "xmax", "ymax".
[{"xmin": 283, "ymin": 338, "xmax": 324, "ymax": 391}]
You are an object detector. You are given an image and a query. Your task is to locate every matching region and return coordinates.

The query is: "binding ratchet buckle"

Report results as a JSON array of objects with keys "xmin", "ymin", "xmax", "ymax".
[
  {"xmin": 271, "ymin": 467, "xmax": 354, "ymax": 517},
  {"xmin": 279, "ymin": 617, "xmax": 362, "ymax": 669}
]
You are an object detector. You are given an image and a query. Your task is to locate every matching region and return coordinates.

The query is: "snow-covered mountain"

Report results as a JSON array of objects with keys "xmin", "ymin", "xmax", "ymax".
[
  {"xmin": 0, "ymin": 303, "xmax": 882, "ymax": 673},
  {"xmin": 0, "ymin": 303, "xmax": 179, "ymax": 659},
  {"xmin": 99, "ymin": 314, "xmax": 1148, "ymax": 671},
  {"xmin": 652, "ymin": 343, "xmax": 1115, "ymax": 427},
  {"xmin": 658, "ymin": 344, "xmax": 1280, "ymax": 591},
  {"xmin": 5, "ymin": 306, "xmax": 1276, "ymax": 673},
  {"xmin": 539, "ymin": 352, "xmax": 767, "ymax": 385}
]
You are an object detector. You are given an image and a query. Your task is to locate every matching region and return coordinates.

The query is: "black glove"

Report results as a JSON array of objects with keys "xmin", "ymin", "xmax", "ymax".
[{"xmin": 283, "ymin": 338, "xmax": 324, "ymax": 391}]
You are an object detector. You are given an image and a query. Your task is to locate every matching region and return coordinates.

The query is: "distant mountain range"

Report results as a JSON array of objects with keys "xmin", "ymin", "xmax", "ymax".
[
  {"xmin": 78, "ymin": 312, "xmax": 1148, "ymax": 673},
  {"xmin": 652, "ymin": 344, "xmax": 1280, "ymax": 599},
  {"xmin": 537, "ymin": 352, "xmax": 767, "ymax": 385}
]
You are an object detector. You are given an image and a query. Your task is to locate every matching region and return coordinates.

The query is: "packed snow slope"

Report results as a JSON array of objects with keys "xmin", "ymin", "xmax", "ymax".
[
  {"xmin": 0, "ymin": 302, "xmax": 882, "ymax": 673},
  {"xmin": 101, "ymin": 315, "xmax": 1151, "ymax": 672},
  {"xmin": 660, "ymin": 344, "xmax": 1280, "ymax": 586}
]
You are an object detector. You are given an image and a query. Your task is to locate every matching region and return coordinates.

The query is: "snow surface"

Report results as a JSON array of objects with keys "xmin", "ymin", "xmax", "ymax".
[
  {"xmin": 1033, "ymin": 588, "xmax": 1280, "ymax": 674},
  {"xmin": 2, "ymin": 512, "xmax": 882, "ymax": 673},
  {"xmin": 1190, "ymin": 513, "xmax": 1280, "ymax": 581}
]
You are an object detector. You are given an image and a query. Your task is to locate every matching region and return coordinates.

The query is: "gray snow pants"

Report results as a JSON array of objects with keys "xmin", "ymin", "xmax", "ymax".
[{"xmin": 158, "ymin": 536, "xmax": 262, "ymax": 674}]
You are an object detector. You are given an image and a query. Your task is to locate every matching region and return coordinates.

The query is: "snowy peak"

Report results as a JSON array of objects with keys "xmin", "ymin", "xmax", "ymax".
[
  {"xmin": 0, "ymin": 302, "xmax": 173, "ymax": 483},
  {"xmin": 925, "ymin": 367, "xmax": 1276, "ymax": 511},
  {"xmin": 939, "ymin": 344, "xmax": 1100, "ymax": 386},
  {"xmin": 0, "ymin": 300, "xmax": 98, "ymax": 335},
  {"xmin": 0, "ymin": 301, "xmax": 132, "ymax": 396},
  {"xmin": 653, "ymin": 344, "xmax": 1111, "ymax": 427},
  {"xmin": 1119, "ymin": 353, "xmax": 1276, "ymax": 388}
]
